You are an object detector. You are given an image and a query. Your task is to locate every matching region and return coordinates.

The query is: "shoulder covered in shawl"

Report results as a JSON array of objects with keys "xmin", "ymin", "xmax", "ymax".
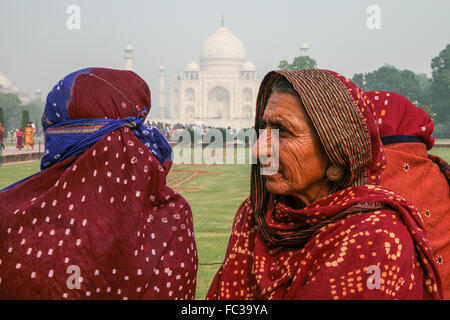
[
  {"xmin": 208, "ymin": 199, "xmax": 430, "ymax": 300},
  {"xmin": 289, "ymin": 209, "xmax": 426, "ymax": 300}
]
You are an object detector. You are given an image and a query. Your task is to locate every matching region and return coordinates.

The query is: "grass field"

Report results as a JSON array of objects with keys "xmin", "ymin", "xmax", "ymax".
[
  {"xmin": 429, "ymin": 147, "xmax": 450, "ymax": 161},
  {"xmin": 0, "ymin": 147, "xmax": 449, "ymax": 299}
]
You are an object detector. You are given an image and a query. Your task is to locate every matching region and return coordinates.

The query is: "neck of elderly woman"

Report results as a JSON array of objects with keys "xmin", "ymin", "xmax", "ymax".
[{"xmin": 289, "ymin": 180, "xmax": 330, "ymax": 208}]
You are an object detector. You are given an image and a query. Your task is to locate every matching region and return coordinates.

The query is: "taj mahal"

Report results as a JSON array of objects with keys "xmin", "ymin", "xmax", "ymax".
[
  {"xmin": 0, "ymin": 21, "xmax": 310, "ymax": 131},
  {"xmin": 124, "ymin": 22, "xmax": 260, "ymax": 129}
]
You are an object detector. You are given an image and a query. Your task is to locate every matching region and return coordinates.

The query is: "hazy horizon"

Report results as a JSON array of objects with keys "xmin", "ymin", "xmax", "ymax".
[{"xmin": 1, "ymin": 0, "xmax": 449, "ymax": 110}]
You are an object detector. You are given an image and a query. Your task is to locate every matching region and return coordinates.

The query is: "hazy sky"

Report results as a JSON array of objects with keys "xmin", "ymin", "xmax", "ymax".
[{"xmin": 1, "ymin": 0, "xmax": 449, "ymax": 111}]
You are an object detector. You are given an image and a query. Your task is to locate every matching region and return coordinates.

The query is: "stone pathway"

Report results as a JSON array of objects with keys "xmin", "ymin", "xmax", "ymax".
[
  {"xmin": 1, "ymin": 145, "xmax": 42, "ymax": 156},
  {"xmin": 0, "ymin": 145, "xmax": 43, "ymax": 165}
]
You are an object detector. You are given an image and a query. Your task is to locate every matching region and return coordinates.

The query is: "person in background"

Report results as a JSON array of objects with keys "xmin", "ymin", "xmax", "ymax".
[
  {"xmin": 0, "ymin": 121, "xmax": 5, "ymax": 150},
  {"xmin": 165, "ymin": 124, "xmax": 171, "ymax": 140},
  {"xmin": 24, "ymin": 122, "xmax": 35, "ymax": 151},
  {"xmin": 367, "ymin": 90, "xmax": 450, "ymax": 299},
  {"xmin": 15, "ymin": 127, "xmax": 24, "ymax": 150}
]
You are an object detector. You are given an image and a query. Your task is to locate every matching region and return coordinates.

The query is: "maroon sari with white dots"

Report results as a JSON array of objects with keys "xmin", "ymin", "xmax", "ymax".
[{"xmin": 0, "ymin": 69, "xmax": 198, "ymax": 299}]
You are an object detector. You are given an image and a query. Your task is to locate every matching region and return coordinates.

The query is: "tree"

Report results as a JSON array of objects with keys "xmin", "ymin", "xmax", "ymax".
[
  {"xmin": 278, "ymin": 60, "xmax": 290, "ymax": 70},
  {"xmin": 0, "ymin": 93, "xmax": 21, "ymax": 131},
  {"xmin": 351, "ymin": 65, "xmax": 426, "ymax": 105},
  {"xmin": 0, "ymin": 107, "xmax": 4, "ymax": 126},
  {"xmin": 352, "ymin": 73, "xmax": 365, "ymax": 89},
  {"xmin": 278, "ymin": 55, "xmax": 317, "ymax": 71},
  {"xmin": 21, "ymin": 109, "xmax": 30, "ymax": 131},
  {"xmin": 21, "ymin": 103, "xmax": 44, "ymax": 132},
  {"xmin": 430, "ymin": 44, "xmax": 450, "ymax": 122},
  {"xmin": 351, "ymin": 65, "xmax": 437, "ymax": 120},
  {"xmin": 415, "ymin": 73, "xmax": 431, "ymax": 95},
  {"xmin": 0, "ymin": 93, "xmax": 44, "ymax": 133}
]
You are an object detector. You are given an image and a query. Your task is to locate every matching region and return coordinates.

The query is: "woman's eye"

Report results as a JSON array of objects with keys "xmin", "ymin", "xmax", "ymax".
[{"xmin": 278, "ymin": 126, "xmax": 288, "ymax": 133}]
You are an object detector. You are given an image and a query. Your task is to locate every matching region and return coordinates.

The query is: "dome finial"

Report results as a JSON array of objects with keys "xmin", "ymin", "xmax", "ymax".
[
  {"xmin": 299, "ymin": 40, "xmax": 309, "ymax": 56},
  {"xmin": 221, "ymin": 13, "xmax": 224, "ymax": 27}
]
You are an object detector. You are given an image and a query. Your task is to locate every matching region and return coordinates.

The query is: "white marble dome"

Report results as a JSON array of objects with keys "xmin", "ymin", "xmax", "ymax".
[
  {"xmin": 0, "ymin": 72, "xmax": 18, "ymax": 93},
  {"xmin": 165, "ymin": 24, "xmax": 260, "ymax": 129},
  {"xmin": 200, "ymin": 26, "xmax": 246, "ymax": 72}
]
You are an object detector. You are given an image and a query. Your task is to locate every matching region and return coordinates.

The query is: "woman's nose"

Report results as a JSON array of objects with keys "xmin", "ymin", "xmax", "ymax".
[{"xmin": 252, "ymin": 128, "xmax": 272, "ymax": 161}]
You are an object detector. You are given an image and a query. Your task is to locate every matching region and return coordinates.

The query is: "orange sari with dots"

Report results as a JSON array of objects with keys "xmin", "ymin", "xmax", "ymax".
[
  {"xmin": 207, "ymin": 70, "xmax": 442, "ymax": 300},
  {"xmin": 24, "ymin": 126, "xmax": 34, "ymax": 148},
  {"xmin": 366, "ymin": 90, "xmax": 450, "ymax": 299}
]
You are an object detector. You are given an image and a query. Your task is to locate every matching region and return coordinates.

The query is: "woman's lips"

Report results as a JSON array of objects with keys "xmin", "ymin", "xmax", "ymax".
[{"xmin": 260, "ymin": 161, "xmax": 280, "ymax": 176}]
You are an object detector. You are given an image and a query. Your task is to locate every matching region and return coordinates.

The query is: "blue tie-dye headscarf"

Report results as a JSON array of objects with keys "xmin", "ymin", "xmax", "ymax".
[
  {"xmin": 40, "ymin": 67, "xmax": 172, "ymax": 170},
  {"xmin": 2, "ymin": 67, "xmax": 172, "ymax": 191}
]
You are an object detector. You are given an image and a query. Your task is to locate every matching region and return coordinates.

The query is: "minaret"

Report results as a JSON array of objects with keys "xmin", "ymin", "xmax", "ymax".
[
  {"xmin": 124, "ymin": 42, "xmax": 134, "ymax": 71},
  {"xmin": 299, "ymin": 41, "xmax": 309, "ymax": 56},
  {"xmin": 158, "ymin": 66, "xmax": 166, "ymax": 118}
]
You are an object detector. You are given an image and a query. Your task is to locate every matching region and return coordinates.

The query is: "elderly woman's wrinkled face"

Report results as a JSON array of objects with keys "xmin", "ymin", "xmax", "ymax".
[{"xmin": 254, "ymin": 91, "xmax": 329, "ymax": 204}]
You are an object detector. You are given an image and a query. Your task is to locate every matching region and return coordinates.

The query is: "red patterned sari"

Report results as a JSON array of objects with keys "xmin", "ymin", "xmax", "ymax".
[{"xmin": 207, "ymin": 70, "xmax": 442, "ymax": 300}]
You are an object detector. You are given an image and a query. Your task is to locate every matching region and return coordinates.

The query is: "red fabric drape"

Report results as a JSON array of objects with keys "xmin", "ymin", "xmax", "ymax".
[{"xmin": 0, "ymin": 68, "xmax": 198, "ymax": 299}]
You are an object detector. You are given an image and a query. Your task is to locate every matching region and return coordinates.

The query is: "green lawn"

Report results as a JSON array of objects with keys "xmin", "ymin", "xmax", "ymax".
[
  {"xmin": 0, "ymin": 146, "xmax": 449, "ymax": 299},
  {"xmin": 430, "ymin": 147, "xmax": 450, "ymax": 161},
  {"xmin": 0, "ymin": 161, "xmax": 41, "ymax": 190},
  {"xmin": 175, "ymin": 163, "xmax": 251, "ymax": 299}
]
